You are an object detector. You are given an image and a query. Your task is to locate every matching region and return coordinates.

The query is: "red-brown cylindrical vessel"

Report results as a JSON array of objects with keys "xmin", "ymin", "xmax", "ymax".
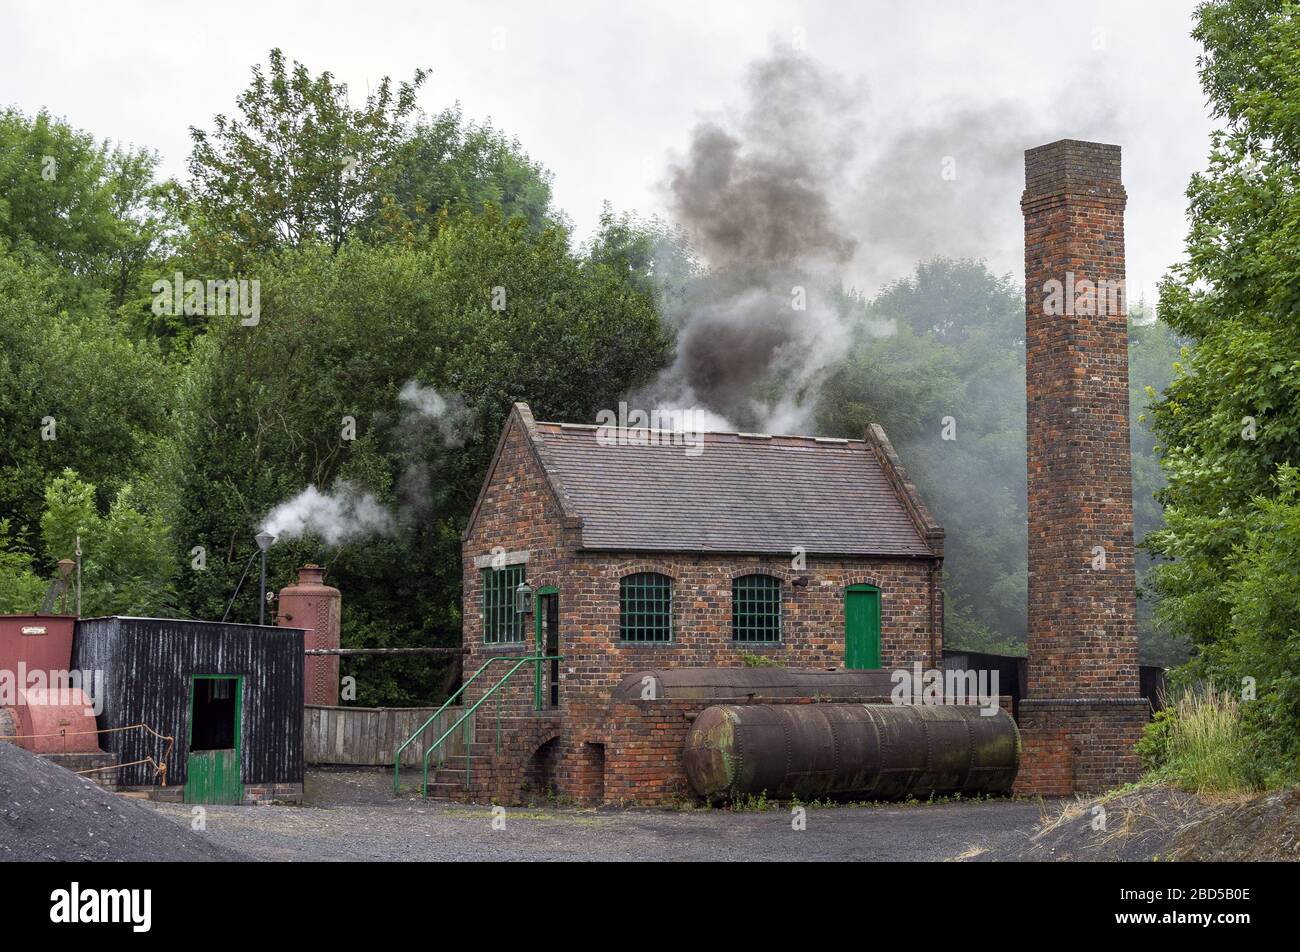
[{"xmin": 277, "ymin": 565, "xmax": 341, "ymax": 706}]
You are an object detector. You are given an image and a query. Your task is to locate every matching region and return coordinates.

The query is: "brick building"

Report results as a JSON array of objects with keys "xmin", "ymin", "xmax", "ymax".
[
  {"xmin": 420, "ymin": 136, "xmax": 1150, "ymax": 806},
  {"xmin": 450, "ymin": 404, "xmax": 945, "ymax": 804}
]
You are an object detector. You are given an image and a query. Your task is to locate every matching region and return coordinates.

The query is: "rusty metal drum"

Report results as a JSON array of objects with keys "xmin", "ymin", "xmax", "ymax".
[{"xmin": 683, "ymin": 702, "xmax": 1020, "ymax": 801}]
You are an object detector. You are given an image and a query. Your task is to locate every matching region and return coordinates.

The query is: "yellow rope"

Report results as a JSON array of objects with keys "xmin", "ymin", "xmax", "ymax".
[{"xmin": 0, "ymin": 722, "xmax": 174, "ymax": 786}]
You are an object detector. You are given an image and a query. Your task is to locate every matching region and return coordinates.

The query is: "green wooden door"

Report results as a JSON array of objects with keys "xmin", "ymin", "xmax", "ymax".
[
  {"xmin": 185, "ymin": 675, "xmax": 242, "ymax": 804},
  {"xmin": 844, "ymin": 585, "xmax": 881, "ymax": 670}
]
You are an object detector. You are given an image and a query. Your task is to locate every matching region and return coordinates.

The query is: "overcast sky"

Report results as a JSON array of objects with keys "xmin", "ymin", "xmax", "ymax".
[{"xmin": 1, "ymin": 0, "xmax": 1213, "ymax": 301}]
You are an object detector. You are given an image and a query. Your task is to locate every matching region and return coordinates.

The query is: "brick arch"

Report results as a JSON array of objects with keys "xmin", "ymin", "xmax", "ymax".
[
  {"xmin": 528, "ymin": 573, "xmax": 561, "ymax": 591},
  {"xmin": 842, "ymin": 574, "xmax": 884, "ymax": 590},
  {"xmin": 505, "ymin": 729, "xmax": 564, "ymax": 804},
  {"xmin": 728, "ymin": 566, "xmax": 795, "ymax": 583},
  {"xmin": 614, "ymin": 561, "xmax": 678, "ymax": 580}
]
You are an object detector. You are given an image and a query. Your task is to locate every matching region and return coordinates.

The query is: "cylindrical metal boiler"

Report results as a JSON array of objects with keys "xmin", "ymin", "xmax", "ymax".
[
  {"xmin": 683, "ymin": 703, "xmax": 1020, "ymax": 801},
  {"xmin": 277, "ymin": 565, "xmax": 341, "ymax": 706}
]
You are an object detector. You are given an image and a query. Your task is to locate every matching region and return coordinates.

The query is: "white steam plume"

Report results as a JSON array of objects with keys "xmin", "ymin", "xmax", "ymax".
[{"xmin": 260, "ymin": 482, "xmax": 395, "ymax": 545}]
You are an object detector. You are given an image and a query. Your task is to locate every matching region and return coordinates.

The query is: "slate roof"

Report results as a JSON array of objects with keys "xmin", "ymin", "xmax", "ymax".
[{"xmin": 523, "ymin": 416, "xmax": 939, "ymax": 558}]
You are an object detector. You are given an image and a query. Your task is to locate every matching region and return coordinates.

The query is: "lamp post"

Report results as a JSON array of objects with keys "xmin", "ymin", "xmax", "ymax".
[{"xmin": 255, "ymin": 531, "xmax": 276, "ymax": 625}]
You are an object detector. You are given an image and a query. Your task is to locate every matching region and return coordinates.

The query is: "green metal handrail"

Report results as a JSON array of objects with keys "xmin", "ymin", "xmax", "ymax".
[
  {"xmin": 390, "ymin": 655, "xmax": 564, "ymax": 795},
  {"xmin": 393, "ymin": 654, "xmax": 538, "ymax": 793},
  {"xmin": 419, "ymin": 654, "xmax": 563, "ymax": 798}
]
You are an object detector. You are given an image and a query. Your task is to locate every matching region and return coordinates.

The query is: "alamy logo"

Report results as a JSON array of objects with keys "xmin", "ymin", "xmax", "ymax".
[
  {"xmin": 151, "ymin": 271, "xmax": 260, "ymax": 326},
  {"xmin": 594, "ymin": 402, "xmax": 708, "ymax": 457},
  {"xmin": 1042, "ymin": 271, "xmax": 1124, "ymax": 317},
  {"xmin": 890, "ymin": 662, "xmax": 1001, "ymax": 716},
  {"xmin": 50, "ymin": 883, "xmax": 151, "ymax": 933}
]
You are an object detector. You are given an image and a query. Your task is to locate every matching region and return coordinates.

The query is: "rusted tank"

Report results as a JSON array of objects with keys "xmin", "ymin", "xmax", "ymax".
[
  {"xmin": 613, "ymin": 667, "xmax": 910, "ymax": 702},
  {"xmin": 12, "ymin": 686, "xmax": 102, "ymax": 754},
  {"xmin": 0, "ymin": 614, "xmax": 77, "ymax": 682},
  {"xmin": 277, "ymin": 565, "xmax": 341, "ymax": 706},
  {"xmin": 683, "ymin": 703, "xmax": 1020, "ymax": 801}
]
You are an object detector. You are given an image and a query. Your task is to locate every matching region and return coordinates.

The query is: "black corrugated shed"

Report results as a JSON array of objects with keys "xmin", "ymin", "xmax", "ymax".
[{"xmin": 72, "ymin": 617, "xmax": 304, "ymax": 788}]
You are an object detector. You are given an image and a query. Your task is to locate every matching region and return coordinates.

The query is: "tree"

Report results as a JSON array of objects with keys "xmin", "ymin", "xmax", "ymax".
[
  {"xmin": 184, "ymin": 49, "xmax": 427, "ymax": 266},
  {"xmin": 1146, "ymin": 0, "xmax": 1300, "ymax": 687},
  {"xmin": 816, "ymin": 258, "xmax": 1182, "ymax": 662},
  {"xmin": 377, "ymin": 108, "xmax": 558, "ymax": 237},
  {"xmin": 38, "ymin": 470, "xmax": 177, "ymax": 617},
  {"xmin": 0, "ymin": 108, "xmax": 168, "ymax": 302},
  {"xmin": 0, "ymin": 519, "xmax": 44, "ymax": 614},
  {"xmin": 169, "ymin": 211, "xmax": 670, "ymax": 703},
  {"xmin": 0, "ymin": 245, "xmax": 173, "ymax": 555}
]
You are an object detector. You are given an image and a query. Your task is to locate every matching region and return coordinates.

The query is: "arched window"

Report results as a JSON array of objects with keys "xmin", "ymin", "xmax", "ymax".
[
  {"xmin": 619, "ymin": 572, "xmax": 673, "ymax": 642},
  {"xmin": 733, "ymin": 574, "xmax": 782, "ymax": 642}
]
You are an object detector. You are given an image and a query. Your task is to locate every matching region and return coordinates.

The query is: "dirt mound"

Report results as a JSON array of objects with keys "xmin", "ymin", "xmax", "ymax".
[
  {"xmin": 0, "ymin": 741, "xmax": 243, "ymax": 861},
  {"xmin": 1168, "ymin": 788, "xmax": 1300, "ymax": 861},
  {"xmin": 979, "ymin": 784, "xmax": 1300, "ymax": 862}
]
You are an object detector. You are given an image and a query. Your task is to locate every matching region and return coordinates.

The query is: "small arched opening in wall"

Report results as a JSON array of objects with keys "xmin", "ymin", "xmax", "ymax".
[{"xmin": 520, "ymin": 736, "xmax": 560, "ymax": 803}]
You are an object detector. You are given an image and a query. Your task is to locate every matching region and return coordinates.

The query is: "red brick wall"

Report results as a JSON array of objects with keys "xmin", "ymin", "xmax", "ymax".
[
  {"xmin": 1017, "ymin": 700, "xmax": 1147, "ymax": 794},
  {"xmin": 1013, "ymin": 726, "xmax": 1073, "ymax": 797}
]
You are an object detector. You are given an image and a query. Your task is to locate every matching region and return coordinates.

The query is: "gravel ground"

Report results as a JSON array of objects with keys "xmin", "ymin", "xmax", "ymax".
[{"xmin": 137, "ymin": 768, "xmax": 1048, "ymax": 862}]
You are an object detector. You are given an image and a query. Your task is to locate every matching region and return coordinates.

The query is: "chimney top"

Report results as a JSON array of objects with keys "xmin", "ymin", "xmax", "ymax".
[
  {"xmin": 298, "ymin": 564, "xmax": 326, "ymax": 585},
  {"xmin": 1024, "ymin": 139, "xmax": 1123, "ymax": 200}
]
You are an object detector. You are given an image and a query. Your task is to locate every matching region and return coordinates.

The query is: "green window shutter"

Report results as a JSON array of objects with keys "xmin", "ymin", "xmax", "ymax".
[
  {"xmin": 620, "ymin": 572, "xmax": 673, "ymax": 643},
  {"xmin": 482, "ymin": 564, "xmax": 526, "ymax": 644},
  {"xmin": 732, "ymin": 574, "xmax": 782, "ymax": 642}
]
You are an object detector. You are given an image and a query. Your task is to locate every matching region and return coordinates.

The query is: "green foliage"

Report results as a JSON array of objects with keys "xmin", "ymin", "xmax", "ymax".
[
  {"xmin": 380, "ymin": 108, "xmax": 558, "ymax": 236},
  {"xmin": 1213, "ymin": 464, "xmax": 1300, "ymax": 783},
  {"xmin": 1135, "ymin": 707, "xmax": 1176, "ymax": 773},
  {"xmin": 1138, "ymin": 685, "xmax": 1263, "ymax": 794},
  {"xmin": 817, "ymin": 261, "xmax": 1027, "ymax": 649},
  {"xmin": 168, "ymin": 211, "xmax": 669, "ymax": 704},
  {"xmin": 0, "ymin": 246, "xmax": 174, "ymax": 553},
  {"xmin": 1146, "ymin": 1, "xmax": 1300, "ymax": 747},
  {"xmin": 0, "ymin": 519, "xmax": 44, "ymax": 614},
  {"xmin": 36, "ymin": 469, "xmax": 177, "ymax": 617},
  {"xmin": 0, "ymin": 107, "xmax": 169, "ymax": 303},
  {"xmin": 184, "ymin": 49, "xmax": 427, "ymax": 266}
]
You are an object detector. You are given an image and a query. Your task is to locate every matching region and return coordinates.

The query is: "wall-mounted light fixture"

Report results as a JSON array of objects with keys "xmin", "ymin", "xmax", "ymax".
[{"xmin": 515, "ymin": 581, "xmax": 535, "ymax": 615}]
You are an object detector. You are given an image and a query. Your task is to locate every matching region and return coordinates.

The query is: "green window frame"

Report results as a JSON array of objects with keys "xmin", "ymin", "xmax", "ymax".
[
  {"xmin": 482, "ymin": 564, "xmax": 526, "ymax": 644},
  {"xmin": 620, "ymin": 572, "xmax": 673, "ymax": 643},
  {"xmin": 732, "ymin": 574, "xmax": 782, "ymax": 642}
]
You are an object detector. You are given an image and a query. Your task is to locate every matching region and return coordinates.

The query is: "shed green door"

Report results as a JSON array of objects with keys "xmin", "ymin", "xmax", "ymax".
[
  {"xmin": 185, "ymin": 675, "xmax": 242, "ymax": 805},
  {"xmin": 844, "ymin": 585, "xmax": 881, "ymax": 670}
]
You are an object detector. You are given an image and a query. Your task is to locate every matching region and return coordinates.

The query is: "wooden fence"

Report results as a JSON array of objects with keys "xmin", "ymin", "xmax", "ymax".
[{"xmin": 304, "ymin": 704, "xmax": 472, "ymax": 767}]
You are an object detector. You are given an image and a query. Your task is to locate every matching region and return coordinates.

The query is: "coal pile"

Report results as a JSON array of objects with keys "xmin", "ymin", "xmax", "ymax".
[{"xmin": 0, "ymin": 741, "xmax": 243, "ymax": 861}]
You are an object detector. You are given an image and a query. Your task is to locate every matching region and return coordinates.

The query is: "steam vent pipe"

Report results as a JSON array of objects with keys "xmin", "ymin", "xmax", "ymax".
[{"xmin": 683, "ymin": 703, "xmax": 1021, "ymax": 801}]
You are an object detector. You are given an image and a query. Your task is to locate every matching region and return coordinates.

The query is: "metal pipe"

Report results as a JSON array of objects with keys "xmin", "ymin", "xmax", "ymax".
[
  {"xmin": 304, "ymin": 647, "xmax": 468, "ymax": 655},
  {"xmin": 258, "ymin": 548, "xmax": 267, "ymax": 625}
]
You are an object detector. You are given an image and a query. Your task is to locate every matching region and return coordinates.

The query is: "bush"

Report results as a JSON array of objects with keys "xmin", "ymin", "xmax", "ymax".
[{"xmin": 1139, "ymin": 684, "xmax": 1263, "ymax": 794}]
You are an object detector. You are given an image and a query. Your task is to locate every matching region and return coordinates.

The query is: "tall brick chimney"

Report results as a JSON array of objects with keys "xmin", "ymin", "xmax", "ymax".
[{"xmin": 1015, "ymin": 140, "xmax": 1148, "ymax": 795}]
